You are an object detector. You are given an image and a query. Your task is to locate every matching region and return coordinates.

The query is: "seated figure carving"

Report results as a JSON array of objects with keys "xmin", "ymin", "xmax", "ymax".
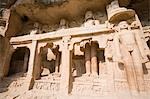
[{"xmin": 83, "ymin": 11, "xmax": 100, "ymax": 27}]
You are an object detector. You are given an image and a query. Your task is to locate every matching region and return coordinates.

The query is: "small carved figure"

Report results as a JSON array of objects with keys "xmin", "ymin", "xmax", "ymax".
[
  {"xmin": 30, "ymin": 22, "xmax": 40, "ymax": 35},
  {"xmin": 84, "ymin": 11, "xmax": 99, "ymax": 27},
  {"xmin": 59, "ymin": 18, "xmax": 68, "ymax": 29}
]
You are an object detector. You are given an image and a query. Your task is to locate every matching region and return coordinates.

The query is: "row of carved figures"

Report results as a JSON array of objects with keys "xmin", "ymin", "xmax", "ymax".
[{"xmin": 29, "ymin": 10, "xmax": 106, "ymax": 35}]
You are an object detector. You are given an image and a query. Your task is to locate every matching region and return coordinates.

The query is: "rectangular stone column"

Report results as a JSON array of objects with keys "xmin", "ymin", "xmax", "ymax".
[
  {"xmin": 26, "ymin": 40, "xmax": 37, "ymax": 90},
  {"xmin": 85, "ymin": 43, "xmax": 91, "ymax": 75},
  {"xmin": 91, "ymin": 42, "xmax": 98, "ymax": 75},
  {"xmin": 60, "ymin": 36, "xmax": 72, "ymax": 95}
]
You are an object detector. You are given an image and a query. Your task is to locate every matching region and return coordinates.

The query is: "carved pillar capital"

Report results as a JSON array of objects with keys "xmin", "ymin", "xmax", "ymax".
[
  {"xmin": 59, "ymin": 36, "xmax": 73, "ymax": 51},
  {"xmin": 80, "ymin": 39, "xmax": 91, "ymax": 51}
]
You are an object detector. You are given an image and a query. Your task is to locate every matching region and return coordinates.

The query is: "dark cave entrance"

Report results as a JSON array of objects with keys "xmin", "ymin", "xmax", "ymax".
[{"xmin": 8, "ymin": 47, "xmax": 30, "ymax": 76}]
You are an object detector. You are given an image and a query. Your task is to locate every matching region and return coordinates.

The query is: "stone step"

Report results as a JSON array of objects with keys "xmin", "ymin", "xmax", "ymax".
[
  {"xmin": 0, "ymin": 77, "xmax": 26, "ymax": 89},
  {"xmin": 0, "ymin": 74, "xmax": 27, "ymax": 99},
  {"xmin": 17, "ymin": 90, "xmax": 57, "ymax": 99}
]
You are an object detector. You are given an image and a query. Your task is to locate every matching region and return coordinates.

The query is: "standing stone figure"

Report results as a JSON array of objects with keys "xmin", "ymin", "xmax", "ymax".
[
  {"xmin": 30, "ymin": 22, "xmax": 40, "ymax": 35},
  {"xmin": 115, "ymin": 21, "xmax": 145, "ymax": 94},
  {"xmin": 83, "ymin": 11, "xmax": 100, "ymax": 76},
  {"xmin": 131, "ymin": 21, "xmax": 150, "ymax": 63},
  {"xmin": 83, "ymin": 11, "xmax": 99, "ymax": 27},
  {"xmin": 59, "ymin": 18, "xmax": 68, "ymax": 29}
]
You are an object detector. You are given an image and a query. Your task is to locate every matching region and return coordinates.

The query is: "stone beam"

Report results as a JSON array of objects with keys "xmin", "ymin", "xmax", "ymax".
[{"xmin": 10, "ymin": 25, "xmax": 114, "ymax": 44}]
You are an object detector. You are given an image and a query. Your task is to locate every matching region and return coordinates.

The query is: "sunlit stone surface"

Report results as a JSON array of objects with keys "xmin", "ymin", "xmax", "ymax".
[{"xmin": 0, "ymin": 0, "xmax": 150, "ymax": 99}]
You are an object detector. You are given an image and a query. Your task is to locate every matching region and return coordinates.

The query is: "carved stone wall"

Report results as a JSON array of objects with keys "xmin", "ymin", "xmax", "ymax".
[
  {"xmin": 72, "ymin": 75, "xmax": 109, "ymax": 96},
  {"xmin": 0, "ymin": 0, "xmax": 150, "ymax": 99}
]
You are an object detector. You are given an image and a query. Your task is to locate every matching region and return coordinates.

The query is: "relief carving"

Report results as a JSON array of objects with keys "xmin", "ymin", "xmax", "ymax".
[{"xmin": 34, "ymin": 81, "xmax": 60, "ymax": 92}]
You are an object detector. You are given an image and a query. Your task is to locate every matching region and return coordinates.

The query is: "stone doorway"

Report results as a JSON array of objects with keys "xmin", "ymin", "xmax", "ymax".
[{"xmin": 8, "ymin": 47, "xmax": 30, "ymax": 76}]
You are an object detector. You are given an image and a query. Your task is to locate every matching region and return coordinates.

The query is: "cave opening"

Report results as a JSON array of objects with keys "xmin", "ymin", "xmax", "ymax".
[{"xmin": 8, "ymin": 47, "xmax": 30, "ymax": 76}]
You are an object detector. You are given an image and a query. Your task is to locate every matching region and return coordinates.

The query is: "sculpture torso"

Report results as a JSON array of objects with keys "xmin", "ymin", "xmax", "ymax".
[
  {"xmin": 84, "ymin": 19, "xmax": 95, "ymax": 27},
  {"xmin": 119, "ymin": 29, "xmax": 136, "ymax": 51}
]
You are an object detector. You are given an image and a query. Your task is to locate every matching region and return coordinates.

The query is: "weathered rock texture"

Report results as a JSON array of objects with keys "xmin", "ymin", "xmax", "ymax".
[{"xmin": 0, "ymin": 0, "xmax": 150, "ymax": 99}]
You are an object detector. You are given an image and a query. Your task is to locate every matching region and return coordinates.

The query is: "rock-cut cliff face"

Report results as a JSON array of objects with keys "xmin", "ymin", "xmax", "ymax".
[{"xmin": 0, "ymin": 0, "xmax": 149, "ymax": 99}]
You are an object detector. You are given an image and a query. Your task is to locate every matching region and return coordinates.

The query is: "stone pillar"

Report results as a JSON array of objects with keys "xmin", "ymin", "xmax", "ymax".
[
  {"xmin": 91, "ymin": 42, "xmax": 98, "ymax": 75},
  {"xmin": 26, "ymin": 40, "xmax": 37, "ymax": 90},
  {"xmin": 23, "ymin": 49, "xmax": 29, "ymax": 73},
  {"xmin": 60, "ymin": 36, "xmax": 72, "ymax": 95},
  {"xmin": 34, "ymin": 46, "xmax": 42, "ymax": 79},
  {"xmin": 85, "ymin": 43, "xmax": 91, "ymax": 75},
  {"xmin": 55, "ymin": 52, "xmax": 60, "ymax": 73}
]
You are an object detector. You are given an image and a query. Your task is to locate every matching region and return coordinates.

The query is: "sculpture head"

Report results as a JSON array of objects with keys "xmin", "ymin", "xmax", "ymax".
[
  {"xmin": 59, "ymin": 18, "xmax": 67, "ymax": 28},
  {"xmin": 118, "ymin": 21, "xmax": 129, "ymax": 30},
  {"xmin": 2, "ymin": 9, "xmax": 10, "ymax": 19},
  {"xmin": 131, "ymin": 21, "xmax": 140, "ymax": 29},
  {"xmin": 34, "ymin": 22, "xmax": 39, "ymax": 29},
  {"xmin": 111, "ymin": 0, "xmax": 119, "ymax": 9},
  {"xmin": 85, "ymin": 11, "xmax": 94, "ymax": 21}
]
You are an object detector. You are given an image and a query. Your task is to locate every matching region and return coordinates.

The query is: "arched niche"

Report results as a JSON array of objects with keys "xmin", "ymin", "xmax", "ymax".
[
  {"xmin": 38, "ymin": 43, "xmax": 61, "ymax": 77},
  {"xmin": 8, "ymin": 47, "xmax": 30, "ymax": 76}
]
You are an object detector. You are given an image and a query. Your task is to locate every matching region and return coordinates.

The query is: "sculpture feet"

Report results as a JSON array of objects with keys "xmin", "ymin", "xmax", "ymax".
[
  {"xmin": 90, "ymin": 73, "xmax": 98, "ymax": 78},
  {"xmin": 82, "ymin": 73, "xmax": 91, "ymax": 77}
]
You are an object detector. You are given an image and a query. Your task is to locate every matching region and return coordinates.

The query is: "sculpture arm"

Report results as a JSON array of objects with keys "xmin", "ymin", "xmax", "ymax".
[
  {"xmin": 113, "ymin": 33, "xmax": 123, "ymax": 63},
  {"xmin": 94, "ymin": 20, "xmax": 100, "ymax": 25}
]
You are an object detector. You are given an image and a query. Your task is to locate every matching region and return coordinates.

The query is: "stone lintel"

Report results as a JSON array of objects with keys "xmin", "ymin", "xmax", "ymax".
[{"xmin": 10, "ymin": 25, "xmax": 114, "ymax": 44}]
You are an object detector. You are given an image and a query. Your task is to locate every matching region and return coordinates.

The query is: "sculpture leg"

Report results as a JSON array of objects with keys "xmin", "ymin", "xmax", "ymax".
[
  {"xmin": 91, "ymin": 42, "xmax": 98, "ymax": 76},
  {"xmin": 85, "ymin": 43, "xmax": 91, "ymax": 75},
  {"xmin": 55, "ymin": 52, "xmax": 60, "ymax": 73},
  {"xmin": 131, "ymin": 45, "xmax": 145, "ymax": 93},
  {"xmin": 121, "ymin": 44, "xmax": 138, "ymax": 94}
]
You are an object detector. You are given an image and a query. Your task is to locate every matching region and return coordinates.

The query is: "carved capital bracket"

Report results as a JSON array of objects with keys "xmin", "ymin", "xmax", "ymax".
[
  {"xmin": 80, "ymin": 39, "xmax": 91, "ymax": 50},
  {"xmin": 93, "ymin": 35, "xmax": 108, "ymax": 49},
  {"xmin": 59, "ymin": 36, "xmax": 73, "ymax": 51}
]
